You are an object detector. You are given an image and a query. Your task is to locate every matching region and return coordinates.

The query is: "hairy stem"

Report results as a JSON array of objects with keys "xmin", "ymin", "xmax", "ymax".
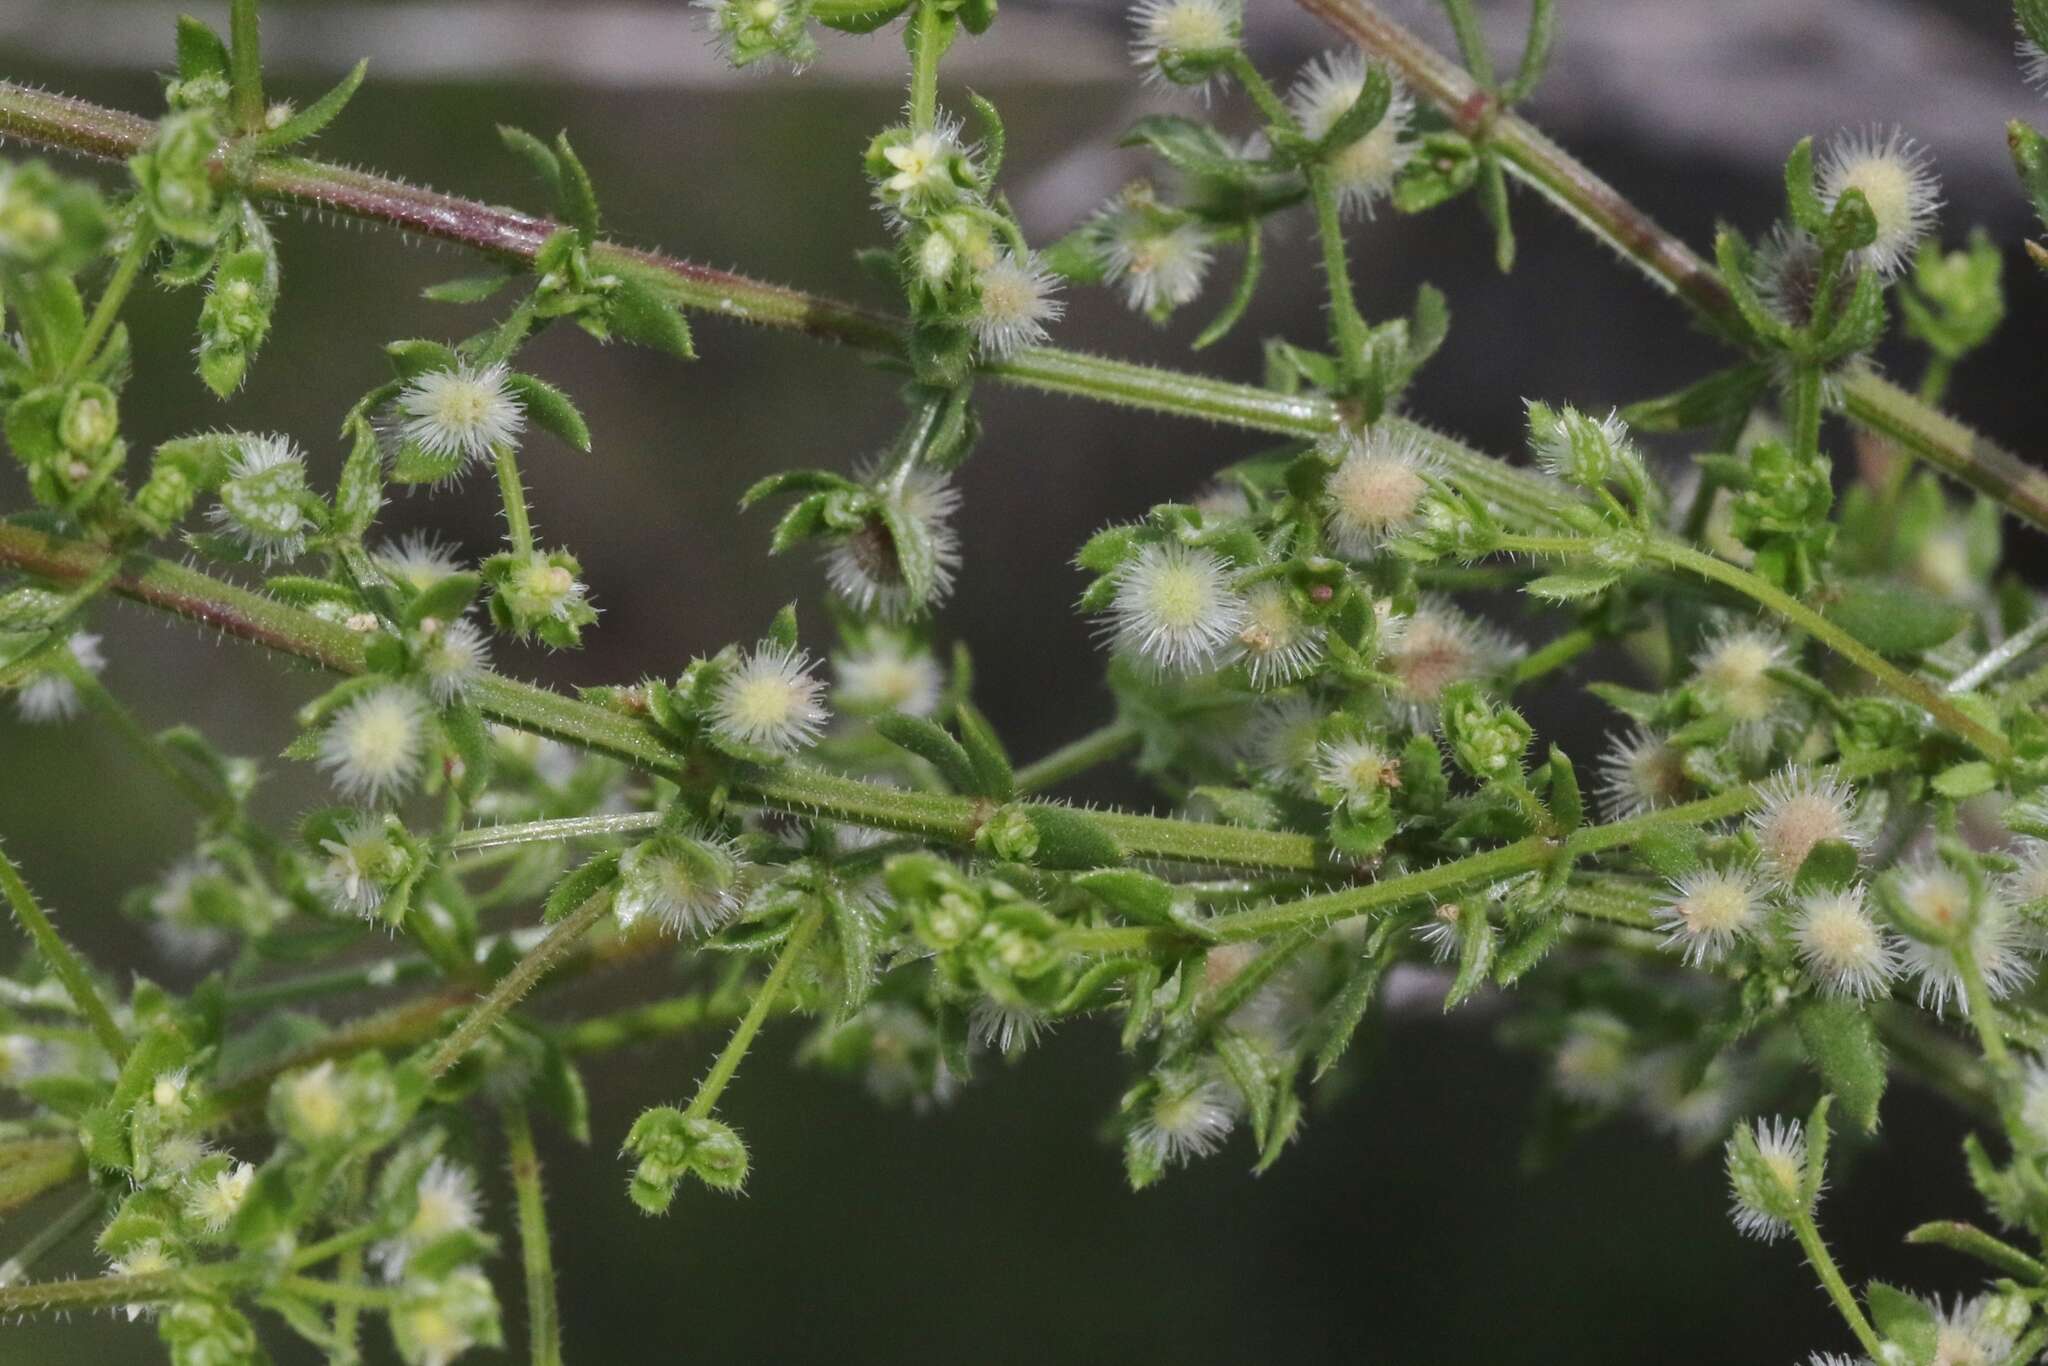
[
  {"xmin": 0, "ymin": 1190, "xmax": 101, "ymax": 1288},
  {"xmin": 1015, "ymin": 720, "xmax": 1140, "ymax": 792},
  {"xmin": 68, "ymin": 217, "xmax": 157, "ymax": 380},
  {"xmin": 1495, "ymin": 532, "xmax": 2011, "ymax": 760},
  {"xmin": 0, "ymin": 846, "xmax": 126, "ymax": 1063},
  {"xmin": 448, "ymin": 812, "xmax": 663, "ymax": 853},
  {"xmin": 420, "ymin": 888, "xmax": 615, "ymax": 1082},
  {"xmin": 501, "ymin": 1103, "xmax": 564, "ymax": 1366},
  {"xmin": 1791, "ymin": 1210, "xmax": 1886, "ymax": 1360},
  {"xmin": 685, "ymin": 906, "xmax": 823, "ymax": 1119},
  {"xmin": 1290, "ymin": 0, "xmax": 2048, "ymax": 534},
  {"xmin": 493, "ymin": 443, "xmax": 537, "ymax": 558}
]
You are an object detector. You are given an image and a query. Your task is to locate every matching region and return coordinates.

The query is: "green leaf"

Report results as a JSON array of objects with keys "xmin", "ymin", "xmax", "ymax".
[
  {"xmin": 608, "ymin": 278, "xmax": 696, "ymax": 359},
  {"xmin": 1119, "ymin": 116, "xmax": 1256, "ymax": 183},
  {"xmin": 1863, "ymin": 1281, "xmax": 1938, "ymax": 1362},
  {"xmin": 1621, "ymin": 363, "xmax": 1771, "ymax": 433},
  {"xmin": 385, "ymin": 339, "xmax": 460, "ymax": 381},
  {"xmin": 1313, "ymin": 64, "xmax": 1392, "ymax": 158},
  {"xmin": 874, "ymin": 713, "xmax": 979, "ymax": 792},
  {"xmin": 251, "ymin": 58, "xmax": 368, "ymax": 152},
  {"xmin": 816, "ymin": 0, "xmax": 910, "ymax": 32},
  {"xmin": 1903, "ymin": 1220, "xmax": 2047, "ymax": 1284},
  {"xmin": 422, "ymin": 272, "xmax": 514, "ymax": 304},
  {"xmin": 1072, "ymin": 869, "xmax": 1176, "ymax": 926},
  {"xmin": 544, "ymin": 852, "xmax": 619, "ymax": 923},
  {"xmin": 952, "ymin": 702, "xmax": 1015, "ymax": 800},
  {"xmin": 498, "ymin": 125, "xmax": 563, "ymax": 209},
  {"xmin": 1020, "ymin": 804, "xmax": 1123, "ymax": 870},
  {"xmin": 1823, "ymin": 578, "xmax": 1967, "ymax": 656},
  {"xmin": 401, "ymin": 572, "xmax": 482, "ymax": 628},
  {"xmin": 1794, "ymin": 998, "xmax": 1885, "ymax": 1134},
  {"xmin": 1524, "ymin": 569, "xmax": 1620, "ymax": 602},
  {"xmin": 1781, "ymin": 136, "xmax": 1828, "ymax": 234},
  {"xmin": 553, "ymin": 131, "xmax": 601, "ymax": 241},
  {"xmin": 176, "ymin": 17, "xmax": 231, "ymax": 82},
  {"xmin": 1931, "ymin": 761, "xmax": 1999, "ymax": 799},
  {"xmin": 505, "ymin": 372, "xmax": 591, "ymax": 451}
]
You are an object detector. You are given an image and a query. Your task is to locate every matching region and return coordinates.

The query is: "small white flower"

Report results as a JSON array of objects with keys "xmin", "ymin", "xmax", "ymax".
[
  {"xmin": 1895, "ymin": 862, "xmax": 2036, "ymax": 1014},
  {"xmin": 970, "ymin": 998, "xmax": 1046, "ymax": 1056},
  {"xmin": 1102, "ymin": 542, "xmax": 1247, "ymax": 676},
  {"xmin": 395, "ymin": 362, "xmax": 525, "ymax": 469},
  {"xmin": 1384, "ymin": 601, "xmax": 1514, "ymax": 720},
  {"xmin": 1595, "ymin": 727, "xmax": 1689, "ymax": 817},
  {"xmin": 374, "ymin": 1157, "xmax": 483, "ymax": 1281},
  {"xmin": 1749, "ymin": 768, "xmax": 1867, "ymax": 885},
  {"xmin": 1102, "ymin": 217, "xmax": 1213, "ymax": 314},
  {"xmin": 971, "ymin": 252, "xmax": 1063, "ymax": 358},
  {"xmin": 209, "ymin": 434, "xmax": 310, "ymax": 564},
  {"xmin": 375, "ymin": 534, "xmax": 466, "ymax": 593},
  {"xmin": 392, "ymin": 1267, "xmax": 499, "ymax": 1366},
  {"xmin": 835, "ymin": 639, "xmax": 944, "ymax": 716},
  {"xmin": 1313, "ymin": 736, "xmax": 1395, "ymax": 810},
  {"xmin": 1793, "ymin": 886, "xmax": 1900, "ymax": 1000},
  {"xmin": 696, "ymin": 0, "xmax": 811, "ymax": 68},
  {"xmin": 1638, "ymin": 1051, "xmax": 1745, "ymax": 1149},
  {"xmin": 1551, "ymin": 1012, "xmax": 1633, "ymax": 1107},
  {"xmin": 318, "ymin": 685, "xmax": 431, "ymax": 803},
  {"xmin": 1229, "ymin": 582, "xmax": 1324, "ymax": 687},
  {"xmin": 709, "ymin": 643, "xmax": 829, "ymax": 755},
  {"xmin": 1289, "ymin": 52, "xmax": 1414, "ymax": 217},
  {"xmin": 1816, "ymin": 126, "xmax": 1941, "ymax": 280},
  {"xmin": 11, "ymin": 631, "xmax": 103, "ymax": 723},
  {"xmin": 500, "ymin": 552, "xmax": 591, "ymax": 625},
  {"xmin": 1131, "ymin": 1068, "xmax": 1237, "ymax": 1167},
  {"xmin": 1724, "ymin": 1114, "xmax": 1809, "ymax": 1242},
  {"xmin": 1241, "ymin": 694, "xmax": 1323, "ymax": 787},
  {"xmin": 1416, "ymin": 901, "xmax": 1470, "ymax": 963},
  {"xmin": 417, "ymin": 617, "xmax": 491, "ymax": 704},
  {"xmin": 318, "ymin": 816, "xmax": 408, "ymax": 918},
  {"xmin": 1926, "ymin": 1294, "xmax": 2018, "ymax": 1366},
  {"xmin": 281, "ymin": 1060, "xmax": 350, "ymax": 1143},
  {"xmin": 1692, "ymin": 625, "xmax": 1788, "ymax": 729},
  {"xmin": 1654, "ymin": 866, "xmax": 1765, "ymax": 965},
  {"xmin": 184, "ymin": 1161, "xmax": 255, "ymax": 1234},
  {"xmin": 878, "ymin": 124, "xmax": 969, "ymax": 210},
  {"xmin": 1529, "ymin": 405, "xmax": 1635, "ymax": 487},
  {"xmin": 2023, "ymin": 35, "xmax": 2048, "ymax": 92},
  {"xmin": 2002, "ymin": 838, "xmax": 2048, "ymax": 910},
  {"xmin": 109, "ymin": 1240, "xmax": 176, "ymax": 1321},
  {"xmin": 1322, "ymin": 427, "xmax": 1438, "ymax": 556},
  {"xmin": 613, "ymin": 833, "xmax": 745, "ymax": 938},
  {"xmin": 824, "ymin": 465, "xmax": 962, "ymax": 622},
  {"xmin": 1128, "ymin": 0, "xmax": 1240, "ymax": 84}
]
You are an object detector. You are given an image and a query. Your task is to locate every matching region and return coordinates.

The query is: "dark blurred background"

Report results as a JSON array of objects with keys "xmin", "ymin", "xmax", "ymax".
[{"xmin": 3, "ymin": 0, "xmax": 2046, "ymax": 1360}]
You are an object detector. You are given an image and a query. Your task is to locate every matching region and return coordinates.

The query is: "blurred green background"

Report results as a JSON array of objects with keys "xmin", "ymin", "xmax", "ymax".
[{"xmin": 4, "ymin": 0, "xmax": 2047, "ymax": 1360}]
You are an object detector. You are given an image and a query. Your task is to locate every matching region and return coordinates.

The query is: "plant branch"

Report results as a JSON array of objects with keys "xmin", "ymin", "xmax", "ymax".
[
  {"xmin": 685, "ymin": 906, "xmax": 823, "ymax": 1120},
  {"xmin": 0, "ymin": 80, "xmax": 1581, "ymax": 540},
  {"xmin": 1015, "ymin": 720, "xmax": 1140, "ymax": 792},
  {"xmin": 1290, "ymin": 0, "xmax": 2048, "ymax": 534},
  {"xmin": 501, "ymin": 1103, "xmax": 564, "ymax": 1366},
  {"xmin": 0, "ymin": 523, "xmax": 1332, "ymax": 873},
  {"xmin": 419, "ymin": 887, "xmax": 615, "ymax": 1082},
  {"xmin": 0, "ymin": 846, "xmax": 127, "ymax": 1063}
]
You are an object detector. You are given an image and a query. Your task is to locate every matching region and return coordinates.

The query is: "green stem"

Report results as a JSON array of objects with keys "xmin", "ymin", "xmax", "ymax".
[
  {"xmin": 686, "ymin": 907, "xmax": 823, "ymax": 1120},
  {"xmin": 228, "ymin": 0, "xmax": 266, "ymax": 133},
  {"xmin": 557, "ymin": 987, "xmax": 752, "ymax": 1055},
  {"xmin": 493, "ymin": 444, "xmax": 536, "ymax": 558},
  {"xmin": 0, "ymin": 1260, "xmax": 266, "ymax": 1316},
  {"xmin": 448, "ymin": 812, "xmax": 660, "ymax": 853},
  {"xmin": 1014, "ymin": 720, "xmax": 1140, "ymax": 792},
  {"xmin": 0, "ymin": 525, "xmax": 1325, "ymax": 873},
  {"xmin": 1496, "ymin": 533, "xmax": 2011, "ymax": 760},
  {"xmin": 1289, "ymin": 0, "xmax": 2048, "ymax": 535},
  {"xmin": 1948, "ymin": 614, "xmax": 2048, "ymax": 695},
  {"xmin": 1305, "ymin": 163, "xmax": 1373, "ymax": 393},
  {"xmin": 906, "ymin": 0, "xmax": 946, "ymax": 132},
  {"xmin": 279, "ymin": 1275, "xmax": 403, "ymax": 1310},
  {"xmin": 1787, "ymin": 363, "xmax": 1823, "ymax": 463},
  {"xmin": 1509, "ymin": 624, "xmax": 1597, "ymax": 686},
  {"xmin": 1918, "ymin": 353, "xmax": 1954, "ymax": 407},
  {"xmin": 1791, "ymin": 1210, "xmax": 1886, "ymax": 1361},
  {"xmin": 66, "ymin": 664, "xmax": 228, "ymax": 815},
  {"xmin": 1062, "ymin": 749, "xmax": 1910, "ymax": 952},
  {"xmin": 1956, "ymin": 941, "xmax": 2012, "ymax": 1073},
  {"xmin": 0, "ymin": 846, "xmax": 125, "ymax": 1063},
  {"xmin": 420, "ymin": 888, "xmax": 614, "ymax": 1082},
  {"xmin": 66, "ymin": 217, "xmax": 156, "ymax": 380},
  {"xmin": 501, "ymin": 1103, "xmax": 563, "ymax": 1366}
]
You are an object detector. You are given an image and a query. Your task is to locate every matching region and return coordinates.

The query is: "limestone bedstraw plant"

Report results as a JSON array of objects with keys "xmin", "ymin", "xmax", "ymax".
[{"xmin": 4, "ymin": 0, "xmax": 2048, "ymax": 1360}]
